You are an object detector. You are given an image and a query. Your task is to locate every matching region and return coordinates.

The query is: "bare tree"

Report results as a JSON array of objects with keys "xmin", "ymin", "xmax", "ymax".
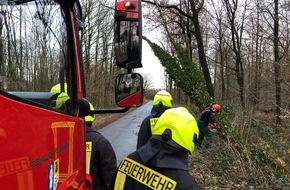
[
  {"xmin": 143, "ymin": 0, "xmax": 215, "ymax": 99},
  {"xmin": 207, "ymin": 0, "xmax": 230, "ymax": 101},
  {"xmin": 248, "ymin": 0, "xmax": 264, "ymax": 109},
  {"xmin": 259, "ymin": 0, "xmax": 290, "ymax": 124},
  {"xmin": 223, "ymin": 0, "xmax": 248, "ymax": 108},
  {"xmin": 81, "ymin": 0, "xmax": 120, "ymax": 108},
  {"xmin": 273, "ymin": 0, "xmax": 281, "ymax": 124}
]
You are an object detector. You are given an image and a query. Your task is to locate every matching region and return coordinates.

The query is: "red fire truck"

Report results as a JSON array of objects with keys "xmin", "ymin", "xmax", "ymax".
[{"xmin": 0, "ymin": 0, "xmax": 142, "ymax": 189}]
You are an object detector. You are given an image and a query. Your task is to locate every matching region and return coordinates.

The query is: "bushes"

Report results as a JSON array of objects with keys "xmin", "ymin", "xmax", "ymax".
[{"xmin": 190, "ymin": 106, "xmax": 290, "ymax": 189}]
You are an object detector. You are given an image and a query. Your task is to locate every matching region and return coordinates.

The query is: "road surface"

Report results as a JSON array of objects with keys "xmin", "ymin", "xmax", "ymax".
[{"xmin": 98, "ymin": 101, "xmax": 152, "ymax": 164}]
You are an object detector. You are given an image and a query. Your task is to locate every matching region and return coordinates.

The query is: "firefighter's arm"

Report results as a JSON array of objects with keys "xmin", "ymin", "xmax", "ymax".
[
  {"xmin": 136, "ymin": 117, "xmax": 151, "ymax": 149},
  {"xmin": 209, "ymin": 114, "xmax": 217, "ymax": 123},
  {"xmin": 97, "ymin": 136, "xmax": 117, "ymax": 187},
  {"xmin": 208, "ymin": 121, "xmax": 218, "ymax": 128}
]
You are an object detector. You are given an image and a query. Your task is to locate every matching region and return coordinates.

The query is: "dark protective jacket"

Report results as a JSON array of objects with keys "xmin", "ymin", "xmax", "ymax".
[
  {"xmin": 86, "ymin": 126, "xmax": 117, "ymax": 190},
  {"xmin": 197, "ymin": 107, "xmax": 214, "ymax": 149},
  {"xmin": 111, "ymin": 138, "xmax": 201, "ymax": 190},
  {"xmin": 198, "ymin": 107, "xmax": 214, "ymax": 126},
  {"xmin": 136, "ymin": 106, "xmax": 169, "ymax": 149}
]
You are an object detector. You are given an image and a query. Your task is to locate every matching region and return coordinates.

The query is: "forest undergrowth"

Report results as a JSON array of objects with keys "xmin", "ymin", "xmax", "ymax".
[{"xmin": 190, "ymin": 108, "xmax": 290, "ymax": 190}]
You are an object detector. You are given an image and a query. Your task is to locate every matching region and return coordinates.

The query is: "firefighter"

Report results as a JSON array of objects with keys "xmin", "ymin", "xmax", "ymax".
[
  {"xmin": 50, "ymin": 83, "xmax": 70, "ymax": 111},
  {"xmin": 136, "ymin": 90, "xmax": 173, "ymax": 149},
  {"xmin": 111, "ymin": 107, "xmax": 200, "ymax": 190},
  {"xmin": 85, "ymin": 102, "xmax": 117, "ymax": 190},
  {"xmin": 197, "ymin": 104, "xmax": 221, "ymax": 149}
]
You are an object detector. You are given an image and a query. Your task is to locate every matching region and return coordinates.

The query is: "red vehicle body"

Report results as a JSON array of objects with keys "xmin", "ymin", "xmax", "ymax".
[
  {"xmin": 1, "ymin": 96, "xmax": 88, "ymax": 189},
  {"xmin": 0, "ymin": 0, "xmax": 142, "ymax": 189}
]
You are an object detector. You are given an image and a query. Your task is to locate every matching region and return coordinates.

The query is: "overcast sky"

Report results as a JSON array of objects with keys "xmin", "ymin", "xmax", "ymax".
[{"xmin": 136, "ymin": 30, "xmax": 165, "ymax": 89}]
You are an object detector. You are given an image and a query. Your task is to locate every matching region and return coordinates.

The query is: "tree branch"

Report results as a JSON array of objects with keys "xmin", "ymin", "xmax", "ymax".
[{"xmin": 142, "ymin": 0, "xmax": 194, "ymax": 19}]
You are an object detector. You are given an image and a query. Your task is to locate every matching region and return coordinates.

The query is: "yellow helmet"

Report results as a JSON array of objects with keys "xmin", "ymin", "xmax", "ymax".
[
  {"xmin": 50, "ymin": 83, "xmax": 69, "ymax": 109},
  {"xmin": 153, "ymin": 90, "xmax": 173, "ymax": 108},
  {"xmin": 50, "ymin": 83, "xmax": 67, "ymax": 93},
  {"xmin": 151, "ymin": 107, "xmax": 199, "ymax": 153},
  {"xmin": 85, "ymin": 103, "xmax": 95, "ymax": 122}
]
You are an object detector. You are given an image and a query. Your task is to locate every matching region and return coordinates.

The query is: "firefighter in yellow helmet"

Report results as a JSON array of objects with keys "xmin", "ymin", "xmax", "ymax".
[
  {"xmin": 136, "ymin": 90, "xmax": 173, "ymax": 149},
  {"xmin": 85, "ymin": 102, "xmax": 117, "ymax": 190},
  {"xmin": 50, "ymin": 83, "xmax": 70, "ymax": 111},
  {"xmin": 111, "ymin": 107, "xmax": 200, "ymax": 190}
]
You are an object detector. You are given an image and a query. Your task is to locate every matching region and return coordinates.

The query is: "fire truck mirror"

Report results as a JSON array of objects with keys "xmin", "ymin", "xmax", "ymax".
[
  {"xmin": 114, "ymin": 0, "xmax": 142, "ymax": 68},
  {"xmin": 115, "ymin": 73, "xmax": 143, "ymax": 107}
]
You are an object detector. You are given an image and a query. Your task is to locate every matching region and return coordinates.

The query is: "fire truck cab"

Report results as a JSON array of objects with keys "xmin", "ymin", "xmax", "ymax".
[{"xmin": 0, "ymin": 0, "xmax": 142, "ymax": 189}]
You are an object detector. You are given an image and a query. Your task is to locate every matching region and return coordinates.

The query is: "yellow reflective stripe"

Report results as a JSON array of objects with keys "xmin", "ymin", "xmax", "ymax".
[
  {"xmin": 114, "ymin": 171, "xmax": 126, "ymax": 190},
  {"xmin": 86, "ymin": 142, "xmax": 92, "ymax": 174},
  {"xmin": 117, "ymin": 157, "xmax": 177, "ymax": 190},
  {"xmin": 150, "ymin": 118, "xmax": 158, "ymax": 130},
  {"xmin": 86, "ymin": 142, "xmax": 92, "ymax": 151}
]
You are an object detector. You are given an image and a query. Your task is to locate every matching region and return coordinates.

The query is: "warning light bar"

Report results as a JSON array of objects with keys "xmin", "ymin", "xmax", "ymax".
[
  {"xmin": 116, "ymin": 0, "xmax": 138, "ymax": 11},
  {"xmin": 116, "ymin": 0, "xmax": 139, "ymax": 19}
]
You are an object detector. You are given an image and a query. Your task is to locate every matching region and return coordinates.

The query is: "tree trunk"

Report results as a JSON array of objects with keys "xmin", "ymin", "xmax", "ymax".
[
  {"xmin": 224, "ymin": 0, "xmax": 245, "ymax": 108},
  {"xmin": 192, "ymin": 13, "xmax": 215, "ymax": 99},
  {"xmin": 273, "ymin": 0, "xmax": 281, "ymax": 125}
]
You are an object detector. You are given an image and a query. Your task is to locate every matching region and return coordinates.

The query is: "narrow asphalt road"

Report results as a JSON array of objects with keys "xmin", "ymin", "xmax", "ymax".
[{"xmin": 98, "ymin": 101, "xmax": 152, "ymax": 164}]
